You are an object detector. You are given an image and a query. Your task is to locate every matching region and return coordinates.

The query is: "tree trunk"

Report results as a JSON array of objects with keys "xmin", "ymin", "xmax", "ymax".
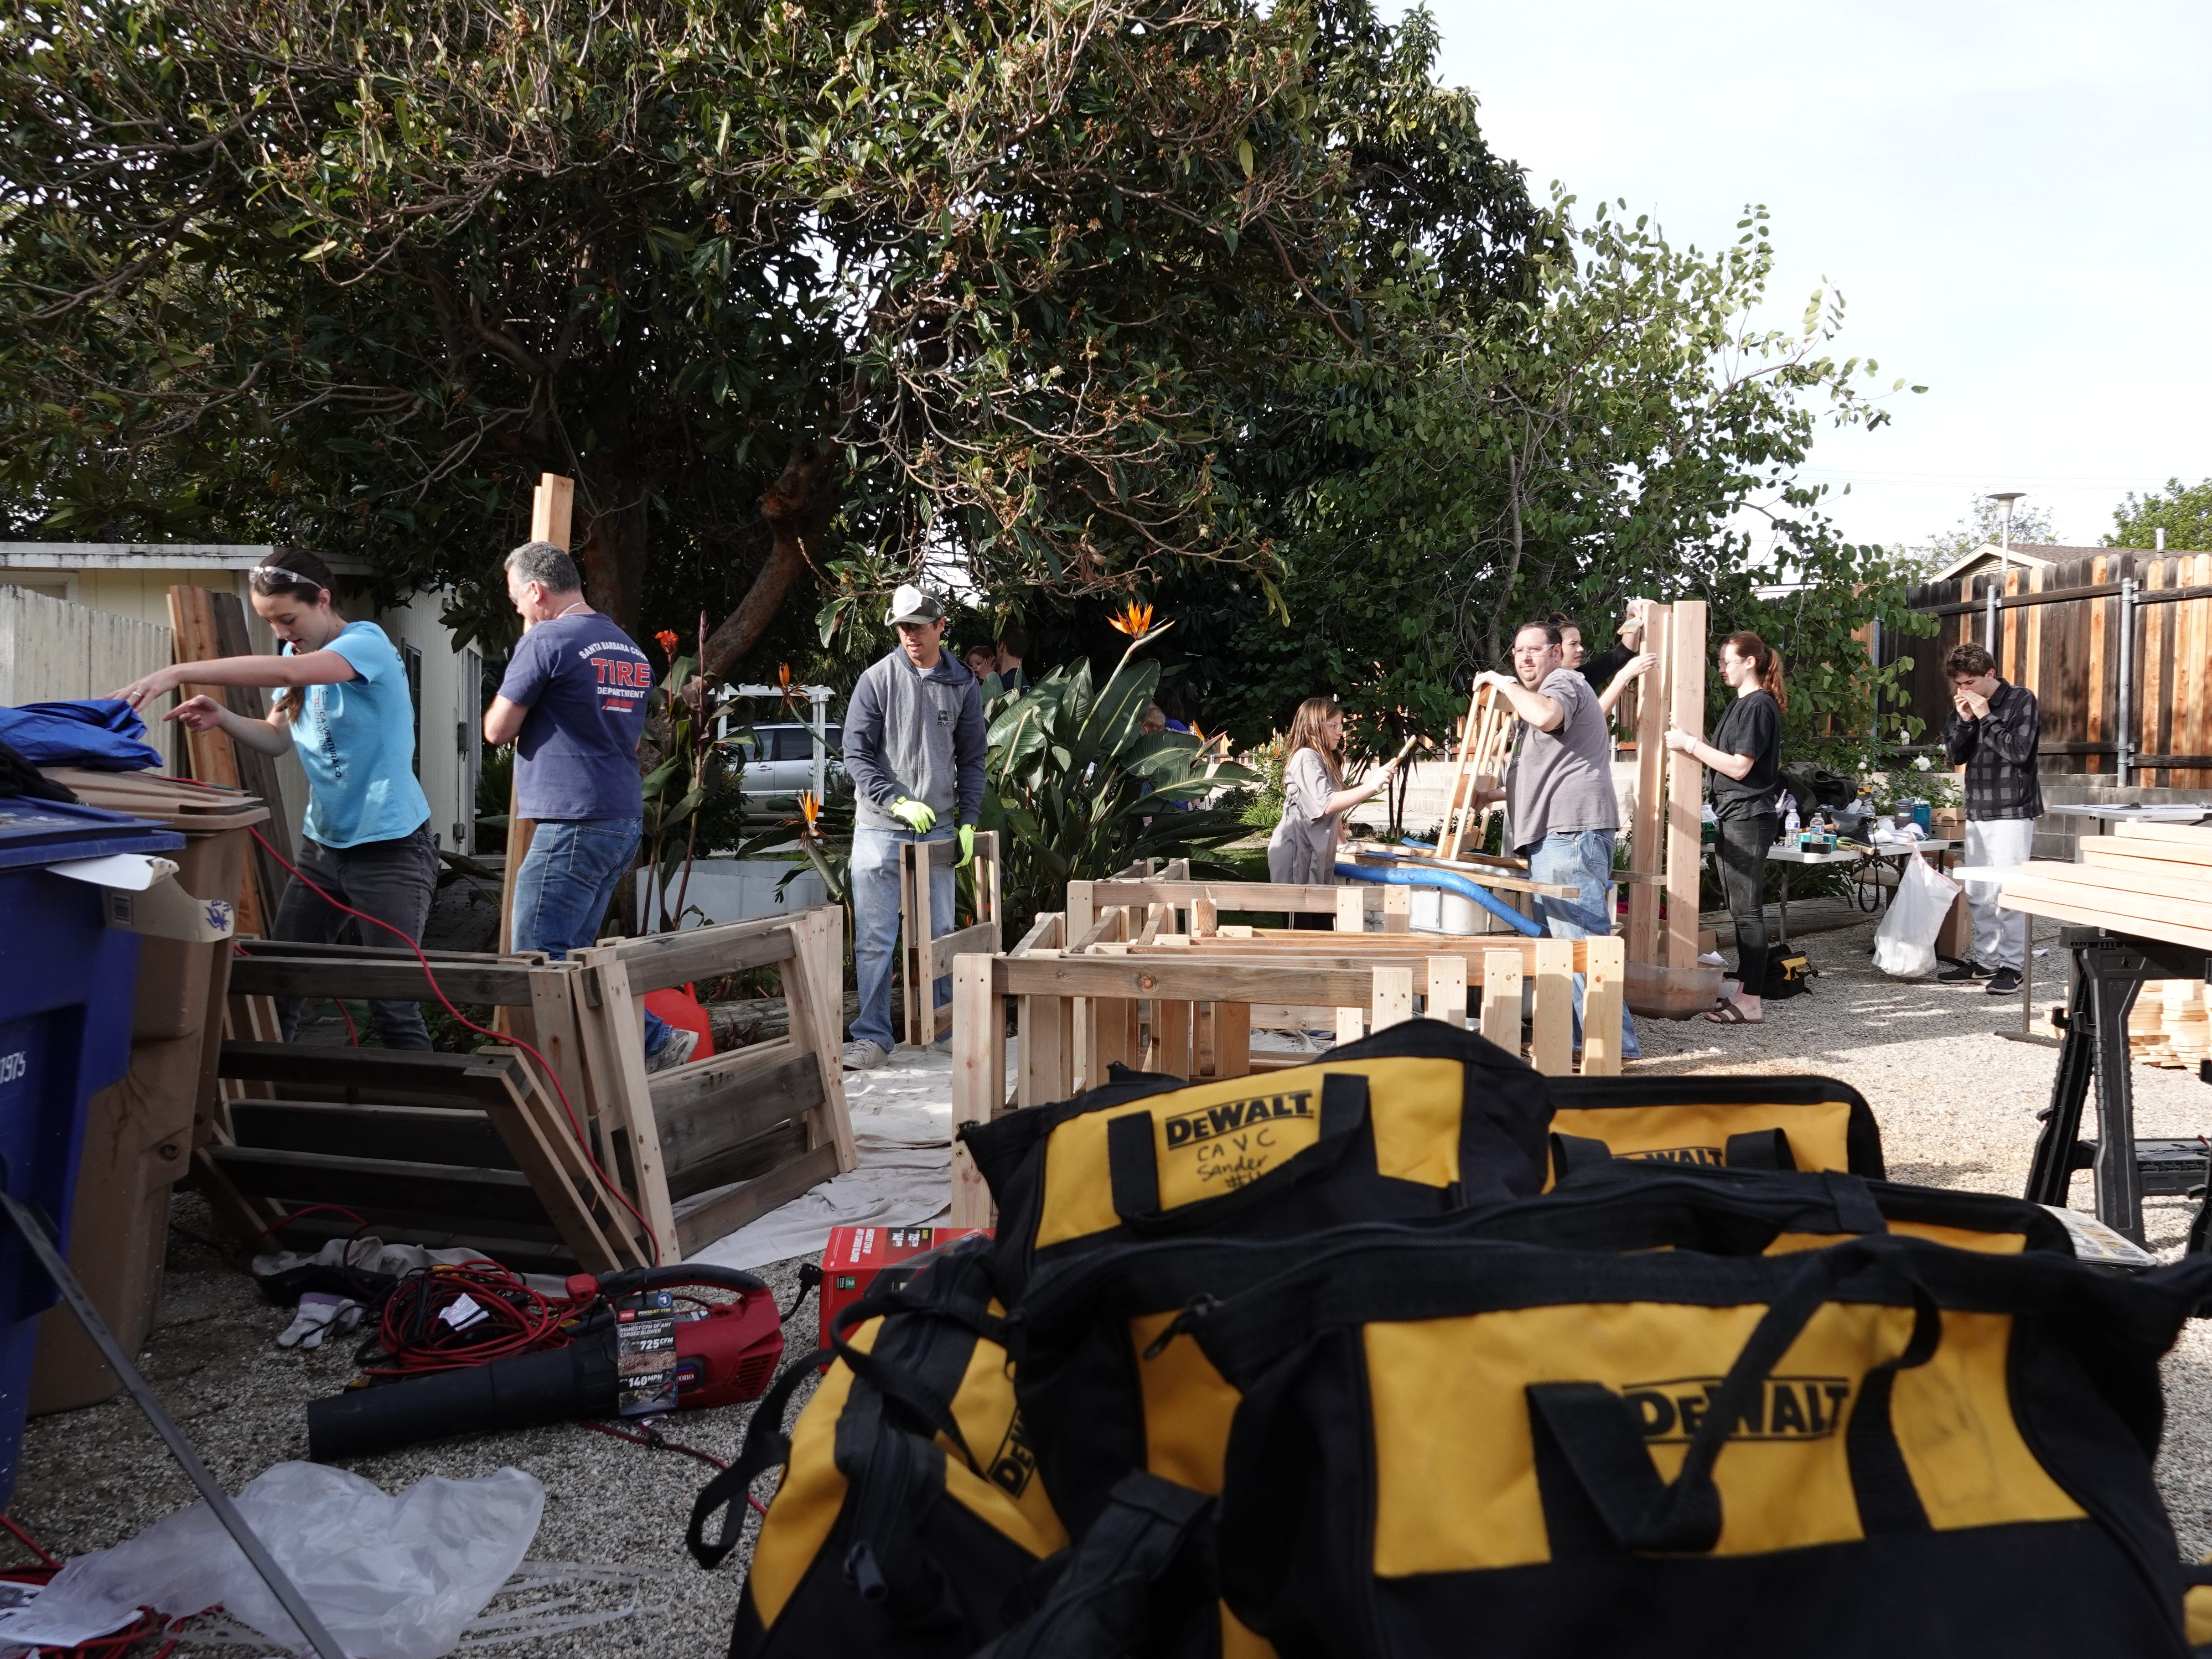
[
  {"xmin": 574, "ymin": 459, "xmax": 652, "ymax": 641},
  {"xmin": 700, "ymin": 443, "xmax": 838, "ymax": 682}
]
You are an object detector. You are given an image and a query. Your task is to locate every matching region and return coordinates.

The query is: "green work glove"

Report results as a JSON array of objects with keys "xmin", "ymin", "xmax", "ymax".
[
  {"xmin": 890, "ymin": 797, "xmax": 937, "ymax": 834},
  {"xmin": 957, "ymin": 824, "xmax": 975, "ymax": 868}
]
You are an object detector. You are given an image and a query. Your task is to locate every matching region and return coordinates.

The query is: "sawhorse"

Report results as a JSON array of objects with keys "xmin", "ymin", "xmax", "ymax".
[{"xmin": 2024, "ymin": 927, "xmax": 2212, "ymax": 1246}]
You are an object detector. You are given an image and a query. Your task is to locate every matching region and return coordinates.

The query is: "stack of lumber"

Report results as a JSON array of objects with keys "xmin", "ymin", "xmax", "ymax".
[
  {"xmin": 2128, "ymin": 979, "xmax": 2211, "ymax": 1069},
  {"xmin": 200, "ymin": 908, "xmax": 855, "ymax": 1270},
  {"xmin": 1999, "ymin": 823, "xmax": 2212, "ymax": 951}
]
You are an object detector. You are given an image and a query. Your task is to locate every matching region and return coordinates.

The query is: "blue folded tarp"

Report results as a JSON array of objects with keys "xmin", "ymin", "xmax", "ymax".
[{"xmin": 0, "ymin": 700, "xmax": 164, "ymax": 771}]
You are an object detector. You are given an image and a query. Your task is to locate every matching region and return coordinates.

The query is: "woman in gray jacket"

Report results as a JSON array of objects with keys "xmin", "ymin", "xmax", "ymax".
[{"xmin": 1267, "ymin": 697, "xmax": 1397, "ymax": 928}]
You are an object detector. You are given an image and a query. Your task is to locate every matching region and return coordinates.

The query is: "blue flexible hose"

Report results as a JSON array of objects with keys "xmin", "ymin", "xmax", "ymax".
[{"xmin": 1332, "ymin": 859, "xmax": 1542, "ymax": 937}]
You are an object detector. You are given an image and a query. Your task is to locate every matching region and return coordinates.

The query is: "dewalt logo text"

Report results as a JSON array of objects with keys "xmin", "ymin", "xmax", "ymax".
[
  {"xmin": 1619, "ymin": 1145, "xmax": 1727, "ymax": 1168},
  {"xmin": 1624, "ymin": 1374, "xmax": 1853, "ymax": 1442},
  {"xmin": 987, "ymin": 1408, "xmax": 1039, "ymax": 1498},
  {"xmin": 1162, "ymin": 1090, "xmax": 1315, "ymax": 1150}
]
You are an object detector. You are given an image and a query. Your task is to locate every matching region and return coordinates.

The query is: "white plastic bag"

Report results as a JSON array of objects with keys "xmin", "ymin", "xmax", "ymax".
[
  {"xmin": 2, "ymin": 1462, "xmax": 543, "ymax": 1659},
  {"xmin": 1872, "ymin": 852, "xmax": 1961, "ymax": 980}
]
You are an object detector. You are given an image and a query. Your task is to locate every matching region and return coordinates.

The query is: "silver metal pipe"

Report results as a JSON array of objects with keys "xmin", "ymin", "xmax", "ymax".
[{"xmin": 2116, "ymin": 576, "xmax": 2136, "ymax": 783}]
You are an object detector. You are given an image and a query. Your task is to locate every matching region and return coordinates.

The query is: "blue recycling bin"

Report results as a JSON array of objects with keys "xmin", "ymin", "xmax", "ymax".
[{"xmin": 0, "ymin": 798, "xmax": 182, "ymax": 1506}]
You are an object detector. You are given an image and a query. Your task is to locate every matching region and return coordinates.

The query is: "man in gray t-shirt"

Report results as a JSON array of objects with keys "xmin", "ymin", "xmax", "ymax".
[{"xmin": 1473, "ymin": 620, "xmax": 1639, "ymax": 1058}]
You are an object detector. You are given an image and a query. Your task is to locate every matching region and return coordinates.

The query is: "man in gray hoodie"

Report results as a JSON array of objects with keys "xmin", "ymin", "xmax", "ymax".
[{"xmin": 842, "ymin": 583, "xmax": 988, "ymax": 1068}]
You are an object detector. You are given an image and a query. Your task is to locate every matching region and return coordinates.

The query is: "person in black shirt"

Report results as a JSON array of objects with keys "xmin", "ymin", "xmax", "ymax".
[
  {"xmin": 1937, "ymin": 640, "xmax": 2041, "ymax": 993},
  {"xmin": 1561, "ymin": 601, "xmax": 1659, "ymax": 720},
  {"xmin": 1664, "ymin": 630, "xmax": 1786, "ymax": 1025}
]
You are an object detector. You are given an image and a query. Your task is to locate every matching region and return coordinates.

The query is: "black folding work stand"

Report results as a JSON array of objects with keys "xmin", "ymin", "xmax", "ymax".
[{"xmin": 2024, "ymin": 927, "xmax": 2212, "ymax": 1247}]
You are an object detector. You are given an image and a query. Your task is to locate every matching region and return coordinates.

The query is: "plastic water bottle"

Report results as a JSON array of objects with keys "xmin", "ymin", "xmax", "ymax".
[{"xmin": 1782, "ymin": 801, "xmax": 1800, "ymax": 847}]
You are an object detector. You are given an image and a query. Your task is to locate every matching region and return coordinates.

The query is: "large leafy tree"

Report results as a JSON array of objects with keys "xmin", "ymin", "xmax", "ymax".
[
  {"xmin": 1, "ymin": 0, "xmax": 1535, "ymax": 671},
  {"xmin": 2108, "ymin": 479, "xmax": 2212, "ymax": 555},
  {"xmin": 1153, "ymin": 193, "xmax": 1930, "ymax": 768}
]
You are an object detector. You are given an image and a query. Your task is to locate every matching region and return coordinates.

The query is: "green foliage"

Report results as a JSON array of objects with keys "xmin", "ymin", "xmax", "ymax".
[
  {"xmin": 2108, "ymin": 479, "xmax": 2212, "ymax": 555},
  {"xmin": 982, "ymin": 630, "xmax": 1259, "ymax": 927},
  {"xmin": 640, "ymin": 649, "xmax": 746, "ymax": 931},
  {"xmin": 1901, "ymin": 496, "xmax": 2059, "ymax": 581},
  {"xmin": 0, "ymin": 0, "xmax": 1536, "ymax": 679},
  {"xmin": 1155, "ymin": 191, "xmax": 1927, "ymax": 770}
]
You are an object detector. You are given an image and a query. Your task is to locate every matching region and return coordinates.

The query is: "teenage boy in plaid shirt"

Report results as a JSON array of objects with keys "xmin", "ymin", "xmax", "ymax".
[{"xmin": 1938, "ymin": 640, "xmax": 2041, "ymax": 994}]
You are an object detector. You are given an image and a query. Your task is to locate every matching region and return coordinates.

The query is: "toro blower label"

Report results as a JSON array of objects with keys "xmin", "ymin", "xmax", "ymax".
[{"xmin": 616, "ymin": 1290, "xmax": 679, "ymax": 1416}]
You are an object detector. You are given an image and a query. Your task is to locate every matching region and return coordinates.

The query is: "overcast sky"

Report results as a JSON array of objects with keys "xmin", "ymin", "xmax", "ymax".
[{"xmin": 1414, "ymin": 0, "xmax": 2212, "ymax": 552}]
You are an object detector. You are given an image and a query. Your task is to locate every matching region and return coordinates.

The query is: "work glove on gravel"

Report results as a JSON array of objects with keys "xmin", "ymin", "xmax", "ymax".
[{"xmin": 277, "ymin": 1292, "xmax": 365, "ymax": 1351}]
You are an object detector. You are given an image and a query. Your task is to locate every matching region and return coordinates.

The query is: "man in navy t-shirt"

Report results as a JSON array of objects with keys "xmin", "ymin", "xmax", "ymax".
[{"xmin": 485, "ymin": 540, "xmax": 690, "ymax": 1069}]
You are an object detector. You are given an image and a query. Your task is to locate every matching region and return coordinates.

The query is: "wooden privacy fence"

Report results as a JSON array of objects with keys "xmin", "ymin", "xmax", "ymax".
[
  {"xmin": 0, "ymin": 584, "xmax": 178, "ymax": 769},
  {"xmin": 948, "ymin": 875, "xmax": 1626, "ymax": 1225},
  {"xmin": 200, "ymin": 908, "xmax": 853, "ymax": 1269},
  {"xmin": 1895, "ymin": 550, "xmax": 2212, "ymax": 787}
]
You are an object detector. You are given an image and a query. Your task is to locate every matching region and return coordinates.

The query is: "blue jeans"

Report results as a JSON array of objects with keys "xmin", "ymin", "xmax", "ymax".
[
  {"xmin": 512, "ymin": 817, "xmax": 673, "ymax": 1055},
  {"xmin": 850, "ymin": 823, "xmax": 955, "ymax": 1052},
  {"xmin": 1524, "ymin": 828, "xmax": 1641, "ymax": 1060}
]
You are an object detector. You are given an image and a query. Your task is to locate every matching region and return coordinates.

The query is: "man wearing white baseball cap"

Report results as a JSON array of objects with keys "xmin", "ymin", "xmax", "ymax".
[{"xmin": 841, "ymin": 582, "xmax": 988, "ymax": 1068}]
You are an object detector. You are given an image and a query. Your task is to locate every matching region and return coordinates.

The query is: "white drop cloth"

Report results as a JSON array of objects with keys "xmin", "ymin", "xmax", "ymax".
[{"xmin": 687, "ymin": 1047, "xmax": 1000, "ymax": 1271}]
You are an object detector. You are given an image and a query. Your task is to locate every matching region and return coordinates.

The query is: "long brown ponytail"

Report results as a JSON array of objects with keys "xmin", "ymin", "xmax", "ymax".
[
  {"xmin": 1725, "ymin": 630, "xmax": 1787, "ymax": 715},
  {"xmin": 250, "ymin": 549, "xmax": 339, "ymax": 725}
]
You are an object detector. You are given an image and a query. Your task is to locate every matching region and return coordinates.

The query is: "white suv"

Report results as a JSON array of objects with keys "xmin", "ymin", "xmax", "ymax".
[{"xmin": 731, "ymin": 723, "xmax": 843, "ymax": 804}]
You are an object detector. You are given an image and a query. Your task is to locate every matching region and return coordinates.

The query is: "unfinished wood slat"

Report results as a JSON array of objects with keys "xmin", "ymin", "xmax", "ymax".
[
  {"xmin": 673, "ymin": 1142, "xmax": 842, "ymax": 1257},
  {"xmin": 1089, "ymin": 880, "xmax": 1385, "ymax": 915},
  {"xmin": 1425, "ymin": 955, "xmax": 1467, "ymax": 1028},
  {"xmin": 1334, "ymin": 1004, "xmax": 1364, "ymax": 1045},
  {"xmin": 1370, "ymin": 964, "xmax": 1414, "ymax": 1031},
  {"xmin": 1021, "ymin": 988, "xmax": 1070, "ymax": 1105},
  {"xmin": 1530, "ymin": 939, "xmax": 1573, "ymax": 1075},
  {"xmin": 216, "ymin": 1043, "xmax": 529, "ymax": 1108},
  {"xmin": 571, "ymin": 948, "xmax": 680, "ymax": 1261},
  {"xmin": 1480, "ymin": 950, "xmax": 1523, "ymax": 1049},
  {"xmin": 208, "ymin": 1144, "xmax": 547, "ymax": 1225},
  {"xmin": 1581, "ymin": 936, "xmax": 1625, "ymax": 1077},
  {"xmin": 649, "ymin": 1041, "xmax": 823, "ymax": 1169},
  {"xmin": 228, "ymin": 1101, "xmax": 514, "ymax": 1167},
  {"xmin": 1439, "ymin": 680, "xmax": 1486, "ymax": 860},
  {"xmin": 1102, "ymin": 935, "xmax": 1591, "ymax": 973},
  {"xmin": 924, "ymin": 923, "xmax": 1000, "ymax": 981},
  {"xmin": 607, "ymin": 922, "xmax": 795, "ymax": 995},
  {"xmin": 2114, "ymin": 822, "xmax": 2212, "ymax": 846},
  {"xmin": 2081, "ymin": 840, "xmax": 2212, "ymax": 874},
  {"xmin": 1999, "ymin": 879, "xmax": 2212, "ymax": 951},
  {"xmin": 1381, "ymin": 887, "xmax": 1411, "ymax": 933},
  {"xmin": 1211, "ymin": 1001, "xmax": 1252, "ymax": 1080},
  {"xmin": 206, "ymin": 589, "xmax": 297, "ymax": 910},
  {"xmin": 1334, "ymin": 887, "xmax": 1364, "ymax": 933},
  {"xmin": 2011, "ymin": 860, "xmax": 2212, "ymax": 906},
  {"xmin": 224, "ymin": 955, "xmax": 540, "ymax": 1006},
  {"xmin": 780, "ymin": 906, "xmax": 858, "ymax": 1172},
  {"xmin": 1630, "ymin": 604, "xmax": 1669, "ymax": 964},
  {"xmin": 667, "ymin": 1122, "xmax": 811, "ymax": 1206},
  {"xmin": 1664, "ymin": 601, "xmax": 1707, "ymax": 969},
  {"xmin": 951, "ymin": 955, "xmax": 1001, "ymax": 1227}
]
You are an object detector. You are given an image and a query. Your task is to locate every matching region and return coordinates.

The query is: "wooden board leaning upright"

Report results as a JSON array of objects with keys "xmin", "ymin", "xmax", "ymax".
[
  {"xmin": 1621, "ymin": 599, "xmax": 1706, "ymax": 970},
  {"xmin": 498, "ymin": 472, "xmax": 571, "ymax": 952}
]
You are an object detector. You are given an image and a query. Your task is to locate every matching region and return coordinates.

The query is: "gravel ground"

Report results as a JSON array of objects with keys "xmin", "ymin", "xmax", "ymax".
[{"xmin": 16, "ymin": 910, "xmax": 2212, "ymax": 1652}]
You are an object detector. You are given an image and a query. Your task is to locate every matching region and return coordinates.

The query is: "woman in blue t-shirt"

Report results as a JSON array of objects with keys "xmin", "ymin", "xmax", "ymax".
[{"xmin": 112, "ymin": 550, "xmax": 437, "ymax": 1049}]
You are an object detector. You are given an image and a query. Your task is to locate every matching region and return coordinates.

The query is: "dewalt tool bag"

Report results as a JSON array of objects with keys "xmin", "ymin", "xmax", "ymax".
[
  {"xmin": 689, "ymin": 1239, "xmax": 1067, "ymax": 1659},
  {"xmin": 1545, "ymin": 1073, "xmax": 1882, "ymax": 1183},
  {"xmin": 961, "ymin": 1020, "xmax": 1551, "ymax": 1298},
  {"xmin": 1184, "ymin": 1232, "xmax": 2212, "ymax": 1659},
  {"xmin": 1007, "ymin": 1166, "xmax": 2096, "ymax": 1545}
]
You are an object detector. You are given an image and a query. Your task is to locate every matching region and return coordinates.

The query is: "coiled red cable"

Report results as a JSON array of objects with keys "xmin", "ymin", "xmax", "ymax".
[{"xmin": 362, "ymin": 1258, "xmax": 581, "ymax": 1378}]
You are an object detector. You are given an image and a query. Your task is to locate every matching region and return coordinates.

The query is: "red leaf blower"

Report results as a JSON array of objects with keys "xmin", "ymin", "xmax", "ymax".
[{"xmin": 306, "ymin": 1265, "xmax": 784, "ymax": 1462}]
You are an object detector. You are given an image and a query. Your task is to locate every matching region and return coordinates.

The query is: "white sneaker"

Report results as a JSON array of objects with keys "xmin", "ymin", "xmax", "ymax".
[
  {"xmin": 842, "ymin": 1038, "xmax": 891, "ymax": 1071},
  {"xmin": 647, "ymin": 1027, "xmax": 700, "ymax": 1073}
]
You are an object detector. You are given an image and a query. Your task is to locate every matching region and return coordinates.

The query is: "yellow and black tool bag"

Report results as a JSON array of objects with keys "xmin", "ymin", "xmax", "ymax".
[
  {"xmin": 1544, "ymin": 1073, "xmax": 1883, "ymax": 1183},
  {"xmin": 1182, "ymin": 1232, "xmax": 2212, "ymax": 1659},
  {"xmin": 1007, "ymin": 1165, "xmax": 2094, "ymax": 1546},
  {"xmin": 688, "ymin": 1239, "xmax": 1068, "ymax": 1659},
  {"xmin": 960, "ymin": 1020, "xmax": 1552, "ymax": 1298}
]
